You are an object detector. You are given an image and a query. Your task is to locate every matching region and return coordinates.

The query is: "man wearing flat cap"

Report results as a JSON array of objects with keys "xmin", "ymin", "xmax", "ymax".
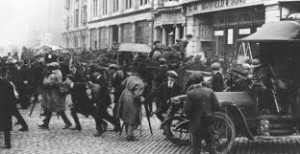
[
  {"xmin": 108, "ymin": 64, "xmax": 126, "ymax": 124},
  {"xmin": 155, "ymin": 71, "xmax": 182, "ymax": 136}
]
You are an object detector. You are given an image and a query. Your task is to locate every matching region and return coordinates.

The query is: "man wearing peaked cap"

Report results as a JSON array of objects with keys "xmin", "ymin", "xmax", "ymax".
[
  {"xmin": 155, "ymin": 70, "xmax": 182, "ymax": 137},
  {"xmin": 167, "ymin": 70, "xmax": 178, "ymax": 79},
  {"xmin": 108, "ymin": 64, "xmax": 118, "ymax": 70}
]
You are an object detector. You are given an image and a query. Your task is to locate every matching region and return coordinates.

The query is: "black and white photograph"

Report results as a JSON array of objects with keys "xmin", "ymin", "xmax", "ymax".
[{"xmin": 0, "ymin": 0, "xmax": 300, "ymax": 153}]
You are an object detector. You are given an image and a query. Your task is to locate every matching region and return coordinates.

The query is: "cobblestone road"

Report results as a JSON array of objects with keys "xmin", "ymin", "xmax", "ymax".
[{"xmin": 1, "ymin": 99, "xmax": 300, "ymax": 154}]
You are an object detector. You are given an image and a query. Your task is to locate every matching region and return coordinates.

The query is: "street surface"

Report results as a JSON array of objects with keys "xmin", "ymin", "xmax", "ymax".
[{"xmin": 1, "ymin": 96, "xmax": 300, "ymax": 154}]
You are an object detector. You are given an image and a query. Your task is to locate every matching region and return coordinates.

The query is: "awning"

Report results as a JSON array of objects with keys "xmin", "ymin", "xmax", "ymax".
[
  {"xmin": 118, "ymin": 43, "xmax": 151, "ymax": 53},
  {"xmin": 239, "ymin": 21, "xmax": 300, "ymax": 42}
]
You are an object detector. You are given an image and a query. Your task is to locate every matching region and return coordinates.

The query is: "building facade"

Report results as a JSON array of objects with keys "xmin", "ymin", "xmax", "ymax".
[
  {"xmin": 63, "ymin": 0, "xmax": 88, "ymax": 49},
  {"xmin": 62, "ymin": 0, "xmax": 300, "ymax": 58},
  {"xmin": 183, "ymin": 0, "xmax": 300, "ymax": 58},
  {"xmin": 87, "ymin": 0, "xmax": 154, "ymax": 50}
]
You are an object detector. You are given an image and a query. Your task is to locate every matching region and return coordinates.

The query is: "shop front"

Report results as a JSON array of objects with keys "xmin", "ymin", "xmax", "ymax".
[
  {"xmin": 185, "ymin": 0, "xmax": 265, "ymax": 59},
  {"xmin": 154, "ymin": 5, "xmax": 186, "ymax": 46}
]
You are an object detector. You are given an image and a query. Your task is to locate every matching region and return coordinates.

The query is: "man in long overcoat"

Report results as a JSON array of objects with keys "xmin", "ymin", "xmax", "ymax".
[
  {"xmin": 184, "ymin": 74, "xmax": 220, "ymax": 154},
  {"xmin": 0, "ymin": 67, "xmax": 16, "ymax": 149}
]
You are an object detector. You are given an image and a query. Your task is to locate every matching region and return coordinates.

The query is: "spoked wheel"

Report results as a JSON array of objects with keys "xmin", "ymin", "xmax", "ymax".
[
  {"xmin": 164, "ymin": 117, "xmax": 190, "ymax": 145},
  {"xmin": 202, "ymin": 112, "xmax": 235, "ymax": 154}
]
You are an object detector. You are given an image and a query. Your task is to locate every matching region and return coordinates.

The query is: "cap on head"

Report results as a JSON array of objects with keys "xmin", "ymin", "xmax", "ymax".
[
  {"xmin": 251, "ymin": 58, "xmax": 262, "ymax": 68},
  {"xmin": 109, "ymin": 64, "xmax": 118, "ymax": 70},
  {"xmin": 211, "ymin": 62, "xmax": 221, "ymax": 71},
  {"xmin": 188, "ymin": 72, "xmax": 204, "ymax": 83},
  {"xmin": 167, "ymin": 70, "xmax": 178, "ymax": 79},
  {"xmin": 47, "ymin": 62, "xmax": 59, "ymax": 67}
]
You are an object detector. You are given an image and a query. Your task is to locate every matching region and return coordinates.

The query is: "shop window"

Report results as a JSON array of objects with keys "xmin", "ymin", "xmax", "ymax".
[
  {"xmin": 74, "ymin": 9, "xmax": 79, "ymax": 27},
  {"xmin": 239, "ymin": 13, "xmax": 252, "ymax": 24},
  {"xmin": 113, "ymin": 0, "xmax": 118, "ymax": 12},
  {"xmin": 103, "ymin": 0, "xmax": 108, "ymax": 15},
  {"xmin": 93, "ymin": 0, "xmax": 98, "ymax": 17},
  {"xmin": 136, "ymin": 21, "xmax": 149, "ymax": 44},
  {"xmin": 214, "ymin": 15, "xmax": 225, "ymax": 26},
  {"xmin": 122, "ymin": 24, "xmax": 132, "ymax": 43},
  {"xmin": 225, "ymin": 14, "xmax": 238, "ymax": 25},
  {"xmin": 100, "ymin": 27, "xmax": 107, "ymax": 49},
  {"xmin": 126, "ymin": 0, "xmax": 132, "ymax": 9},
  {"xmin": 140, "ymin": 0, "xmax": 148, "ymax": 6}
]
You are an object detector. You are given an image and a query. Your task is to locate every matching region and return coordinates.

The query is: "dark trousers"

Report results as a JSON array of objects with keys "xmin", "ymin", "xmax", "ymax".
[
  {"xmin": 155, "ymin": 100, "xmax": 169, "ymax": 122},
  {"xmin": 12, "ymin": 108, "xmax": 28, "ymax": 129},
  {"xmin": 4, "ymin": 131, "xmax": 11, "ymax": 147},
  {"xmin": 144, "ymin": 90, "xmax": 158, "ymax": 113},
  {"xmin": 70, "ymin": 109, "xmax": 96, "ymax": 129},
  {"xmin": 43, "ymin": 111, "xmax": 71, "ymax": 127},
  {"xmin": 95, "ymin": 105, "xmax": 120, "ymax": 132}
]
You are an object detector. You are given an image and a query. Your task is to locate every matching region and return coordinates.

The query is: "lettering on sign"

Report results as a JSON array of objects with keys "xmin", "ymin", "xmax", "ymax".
[{"xmin": 202, "ymin": 0, "xmax": 246, "ymax": 10}]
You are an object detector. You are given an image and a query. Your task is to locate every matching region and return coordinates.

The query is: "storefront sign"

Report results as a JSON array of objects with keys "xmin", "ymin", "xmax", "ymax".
[
  {"xmin": 239, "ymin": 28, "xmax": 251, "ymax": 35},
  {"xmin": 202, "ymin": 0, "xmax": 246, "ymax": 10},
  {"xmin": 214, "ymin": 30, "xmax": 224, "ymax": 36}
]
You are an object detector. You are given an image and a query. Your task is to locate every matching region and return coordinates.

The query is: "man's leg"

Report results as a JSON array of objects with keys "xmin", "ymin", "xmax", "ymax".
[
  {"xmin": 126, "ymin": 125, "xmax": 137, "ymax": 141},
  {"xmin": 206, "ymin": 131, "xmax": 218, "ymax": 154},
  {"xmin": 59, "ymin": 111, "xmax": 72, "ymax": 129},
  {"xmin": 102, "ymin": 107, "xmax": 121, "ymax": 131},
  {"xmin": 191, "ymin": 132, "xmax": 202, "ymax": 154},
  {"xmin": 39, "ymin": 111, "xmax": 52, "ymax": 129},
  {"xmin": 13, "ymin": 108, "xmax": 28, "ymax": 131},
  {"xmin": 70, "ymin": 109, "xmax": 82, "ymax": 130},
  {"xmin": 3, "ymin": 131, "xmax": 11, "ymax": 149},
  {"xmin": 94, "ymin": 106, "xmax": 105, "ymax": 137}
]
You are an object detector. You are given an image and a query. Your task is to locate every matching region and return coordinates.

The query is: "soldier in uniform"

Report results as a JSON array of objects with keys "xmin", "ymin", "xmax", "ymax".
[{"xmin": 184, "ymin": 74, "xmax": 220, "ymax": 154}]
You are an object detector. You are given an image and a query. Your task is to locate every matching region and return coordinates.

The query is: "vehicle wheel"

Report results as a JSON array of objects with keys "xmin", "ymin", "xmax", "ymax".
[
  {"xmin": 164, "ymin": 117, "xmax": 190, "ymax": 145},
  {"xmin": 202, "ymin": 112, "xmax": 235, "ymax": 154}
]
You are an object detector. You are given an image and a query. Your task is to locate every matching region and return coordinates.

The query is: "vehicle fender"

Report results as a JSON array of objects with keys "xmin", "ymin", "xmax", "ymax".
[{"xmin": 223, "ymin": 103, "xmax": 255, "ymax": 140}]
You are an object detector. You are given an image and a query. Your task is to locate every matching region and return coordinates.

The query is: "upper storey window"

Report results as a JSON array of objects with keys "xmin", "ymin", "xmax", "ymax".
[{"xmin": 125, "ymin": 0, "xmax": 132, "ymax": 10}]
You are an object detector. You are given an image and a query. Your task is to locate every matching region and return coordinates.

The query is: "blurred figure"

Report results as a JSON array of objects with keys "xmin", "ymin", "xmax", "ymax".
[
  {"xmin": 0, "ymin": 66, "xmax": 16, "ymax": 149},
  {"xmin": 39, "ymin": 62, "xmax": 72, "ymax": 129},
  {"xmin": 116, "ymin": 68, "xmax": 145, "ymax": 141},
  {"xmin": 65, "ymin": 75, "xmax": 96, "ymax": 131},
  {"xmin": 108, "ymin": 64, "xmax": 126, "ymax": 118},
  {"xmin": 211, "ymin": 62, "xmax": 225, "ymax": 92},
  {"xmin": 90, "ymin": 68, "xmax": 121, "ymax": 137}
]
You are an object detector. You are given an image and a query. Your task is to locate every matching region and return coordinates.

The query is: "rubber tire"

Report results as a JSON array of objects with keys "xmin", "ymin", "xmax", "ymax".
[{"xmin": 202, "ymin": 112, "xmax": 235, "ymax": 154}]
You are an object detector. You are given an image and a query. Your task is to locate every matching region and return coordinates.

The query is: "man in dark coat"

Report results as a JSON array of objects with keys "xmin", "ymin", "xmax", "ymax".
[
  {"xmin": 211, "ymin": 62, "xmax": 225, "ymax": 92},
  {"xmin": 108, "ymin": 64, "xmax": 126, "ymax": 118},
  {"xmin": 65, "ymin": 75, "xmax": 96, "ymax": 131},
  {"xmin": 19, "ymin": 60, "xmax": 35, "ymax": 109},
  {"xmin": 0, "ymin": 67, "xmax": 16, "ymax": 149},
  {"xmin": 90, "ymin": 68, "xmax": 121, "ymax": 136},
  {"xmin": 184, "ymin": 74, "xmax": 220, "ymax": 154},
  {"xmin": 155, "ymin": 71, "xmax": 182, "ymax": 123}
]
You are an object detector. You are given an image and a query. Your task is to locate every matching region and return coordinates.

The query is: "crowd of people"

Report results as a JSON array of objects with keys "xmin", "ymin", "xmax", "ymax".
[{"xmin": 1, "ymin": 35, "xmax": 290, "ymax": 154}]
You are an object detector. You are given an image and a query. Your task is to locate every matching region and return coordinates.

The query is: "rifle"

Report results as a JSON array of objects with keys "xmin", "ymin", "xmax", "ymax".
[
  {"xmin": 143, "ymin": 103, "xmax": 153, "ymax": 135},
  {"xmin": 29, "ymin": 98, "xmax": 37, "ymax": 116},
  {"xmin": 269, "ymin": 65, "xmax": 281, "ymax": 113}
]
